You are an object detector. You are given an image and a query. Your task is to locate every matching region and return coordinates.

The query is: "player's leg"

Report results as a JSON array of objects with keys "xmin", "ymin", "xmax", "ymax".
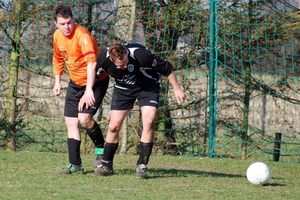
[
  {"xmin": 92, "ymin": 109, "xmax": 130, "ymax": 176},
  {"xmin": 93, "ymin": 87, "xmax": 134, "ymax": 176},
  {"xmin": 140, "ymin": 106, "xmax": 156, "ymax": 143},
  {"xmin": 59, "ymin": 81, "xmax": 84, "ymax": 174},
  {"xmin": 78, "ymin": 77, "xmax": 109, "ymax": 167},
  {"xmin": 135, "ymin": 106, "xmax": 156, "ymax": 178},
  {"xmin": 78, "ymin": 113, "xmax": 105, "ymax": 167},
  {"xmin": 61, "ymin": 116, "xmax": 84, "ymax": 174},
  {"xmin": 135, "ymin": 89, "xmax": 159, "ymax": 178}
]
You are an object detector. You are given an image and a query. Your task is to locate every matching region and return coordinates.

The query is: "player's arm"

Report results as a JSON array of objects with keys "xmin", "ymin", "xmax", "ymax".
[
  {"xmin": 135, "ymin": 48, "xmax": 173, "ymax": 76},
  {"xmin": 53, "ymin": 74, "xmax": 62, "ymax": 96},
  {"xmin": 79, "ymin": 50, "xmax": 109, "ymax": 111},
  {"xmin": 78, "ymin": 33, "xmax": 98, "ymax": 108},
  {"xmin": 52, "ymin": 39, "xmax": 64, "ymax": 96},
  {"xmin": 137, "ymin": 49, "xmax": 186, "ymax": 104},
  {"xmin": 95, "ymin": 48, "xmax": 109, "ymax": 78},
  {"xmin": 84, "ymin": 61, "xmax": 97, "ymax": 107},
  {"xmin": 167, "ymin": 71, "xmax": 186, "ymax": 105},
  {"xmin": 78, "ymin": 61, "xmax": 97, "ymax": 111}
]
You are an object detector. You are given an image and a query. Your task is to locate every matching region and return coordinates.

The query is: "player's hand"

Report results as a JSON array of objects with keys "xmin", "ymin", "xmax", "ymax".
[
  {"xmin": 83, "ymin": 89, "xmax": 95, "ymax": 108},
  {"xmin": 78, "ymin": 95, "xmax": 86, "ymax": 111},
  {"xmin": 53, "ymin": 83, "xmax": 61, "ymax": 96},
  {"xmin": 174, "ymin": 88, "xmax": 186, "ymax": 105}
]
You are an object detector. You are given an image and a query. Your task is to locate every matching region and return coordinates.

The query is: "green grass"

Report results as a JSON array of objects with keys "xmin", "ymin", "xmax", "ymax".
[{"xmin": 0, "ymin": 150, "xmax": 299, "ymax": 200}]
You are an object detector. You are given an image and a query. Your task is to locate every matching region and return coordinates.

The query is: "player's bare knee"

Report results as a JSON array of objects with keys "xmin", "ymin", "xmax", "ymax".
[
  {"xmin": 108, "ymin": 124, "xmax": 121, "ymax": 133},
  {"xmin": 78, "ymin": 116, "xmax": 93, "ymax": 129}
]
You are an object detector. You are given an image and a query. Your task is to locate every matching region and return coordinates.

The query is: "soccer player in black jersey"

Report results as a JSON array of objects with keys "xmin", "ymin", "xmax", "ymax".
[{"xmin": 79, "ymin": 43, "xmax": 185, "ymax": 178}]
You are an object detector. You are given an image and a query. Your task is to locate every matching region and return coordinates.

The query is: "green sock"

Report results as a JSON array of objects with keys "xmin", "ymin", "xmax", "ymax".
[{"xmin": 95, "ymin": 147, "xmax": 104, "ymax": 155}]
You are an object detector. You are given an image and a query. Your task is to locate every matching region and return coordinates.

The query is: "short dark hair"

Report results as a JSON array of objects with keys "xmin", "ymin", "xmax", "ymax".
[
  {"xmin": 108, "ymin": 43, "xmax": 127, "ymax": 61},
  {"xmin": 53, "ymin": 4, "xmax": 73, "ymax": 21}
]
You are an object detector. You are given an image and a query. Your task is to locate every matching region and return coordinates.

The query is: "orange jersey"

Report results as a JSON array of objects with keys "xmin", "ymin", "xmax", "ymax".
[{"xmin": 53, "ymin": 24, "xmax": 108, "ymax": 86}]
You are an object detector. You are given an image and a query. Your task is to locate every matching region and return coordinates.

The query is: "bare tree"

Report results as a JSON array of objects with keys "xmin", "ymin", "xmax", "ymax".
[
  {"xmin": 217, "ymin": 0, "xmax": 300, "ymax": 159},
  {"xmin": 0, "ymin": 0, "xmax": 54, "ymax": 150}
]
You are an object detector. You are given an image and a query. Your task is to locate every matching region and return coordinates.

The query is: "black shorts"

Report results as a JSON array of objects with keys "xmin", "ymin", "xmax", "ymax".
[
  {"xmin": 64, "ymin": 76, "xmax": 109, "ymax": 117},
  {"xmin": 111, "ymin": 85, "xmax": 160, "ymax": 110}
]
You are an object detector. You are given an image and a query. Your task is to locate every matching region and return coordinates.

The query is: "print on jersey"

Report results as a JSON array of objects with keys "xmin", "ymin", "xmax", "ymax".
[
  {"xmin": 128, "ymin": 64, "xmax": 134, "ymax": 72},
  {"xmin": 96, "ymin": 67, "xmax": 105, "ymax": 77},
  {"xmin": 83, "ymin": 38, "xmax": 88, "ymax": 45},
  {"xmin": 60, "ymin": 51, "xmax": 68, "ymax": 61},
  {"xmin": 152, "ymin": 59, "xmax": 157, "ymax": 66},
  {"xmin": 117, "ymin": 74, "xmax": 137, "ymax": 85}
]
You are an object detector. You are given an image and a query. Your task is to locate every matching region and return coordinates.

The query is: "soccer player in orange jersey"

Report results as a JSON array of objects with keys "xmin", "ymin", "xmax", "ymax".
[{"xmin": 52, "ymin": 4, "xmax": 109, "ymax": 174}]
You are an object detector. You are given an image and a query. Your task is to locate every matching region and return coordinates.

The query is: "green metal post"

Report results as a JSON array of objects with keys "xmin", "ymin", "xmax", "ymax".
[{"xmin": 208, "ymin": 0, "xmax": 218, "ymax": 157}]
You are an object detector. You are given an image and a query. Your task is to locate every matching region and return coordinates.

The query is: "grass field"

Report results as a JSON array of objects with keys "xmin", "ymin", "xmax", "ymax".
[{"xmin": 0, "ymin": 150, "xmax": 299, "ymax": 200}]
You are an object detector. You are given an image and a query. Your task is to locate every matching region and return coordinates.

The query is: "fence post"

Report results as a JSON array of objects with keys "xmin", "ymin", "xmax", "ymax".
[
  {"xmin": 273, "ymin": 132, "xmax": 282, "ymax": 162},
  {"xmin": 208, "ymin": 0, "xmax": 218, "ymax": 158}
]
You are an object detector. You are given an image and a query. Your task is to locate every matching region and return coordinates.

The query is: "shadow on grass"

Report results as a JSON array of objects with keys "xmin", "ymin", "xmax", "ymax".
[
  {"xmin": 84, "ymin": 170, "xmax": 96, "ymax": 174},
  {"xmin": 83, "ymin": 168, "xmax": 286, "ymax": 187},
  {"xmin": 263, "ymin": 183, "xmax": 285, "ymax": 187},
  {"xmin": 115, "ymin": 167, "xmax": 244, "ymax": 179}
]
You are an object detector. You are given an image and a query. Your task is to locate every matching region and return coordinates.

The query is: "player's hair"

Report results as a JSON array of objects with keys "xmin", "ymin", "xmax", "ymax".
[
  {"xmin": 53, "ymin": 4, "xmax": 73, "ymax": 21},
  {"xmin": 108, "ymin": 43, "xmax": 127, "ymax": 62}
]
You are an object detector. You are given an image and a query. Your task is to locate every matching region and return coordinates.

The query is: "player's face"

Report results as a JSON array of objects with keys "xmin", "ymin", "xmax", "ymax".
[
  {"xmin": 113, "ymin": 56, "xmax": 129, "ymax": 69},
  {"xmin": 55, "ymin": 16, "xmax": 75, "ymax": 36}
]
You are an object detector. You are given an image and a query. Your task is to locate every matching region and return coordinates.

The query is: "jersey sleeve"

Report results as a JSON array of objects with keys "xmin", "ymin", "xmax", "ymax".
[
  {"xmin": 134, "ymin": 48, "xmax": 173, "ymax": 76},
  {"xmin": 79, "ymin": 33, "xmax": 97, "ymax": 63},
  {"xmin": 96, "ymin": 48, "xmax": 109, "ymax": 77},
  {"xmin": 52, "ymin": 35, "xmax": 64, "ymax": 75}
]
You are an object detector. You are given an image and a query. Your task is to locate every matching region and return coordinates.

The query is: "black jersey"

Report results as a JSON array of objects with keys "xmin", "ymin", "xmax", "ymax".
[{"xmin": 96, "ymin": 44, "xmax": 173, "ymax": 90}]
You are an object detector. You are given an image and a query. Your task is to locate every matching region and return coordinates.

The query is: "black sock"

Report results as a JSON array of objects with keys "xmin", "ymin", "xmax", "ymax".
[
  {"xmin": 86, "ymin": 120, "xmax": 105, "ymax": 148},
  {"xmin": 68, "ymin": 138, "xmax": 81, "ymax": 165},
  {"xmin": 137, "ymin": 142, "xmax": 153, "ymax": 165},
  {"xmin": 102, "ymin": 142, "xmax": 118, "ymax": 168}
]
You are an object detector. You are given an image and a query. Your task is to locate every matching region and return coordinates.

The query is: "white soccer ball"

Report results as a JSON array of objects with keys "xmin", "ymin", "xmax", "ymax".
[{"xmin": 246, "ymin": 162, "xmax": 271, "ymax": 185}]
